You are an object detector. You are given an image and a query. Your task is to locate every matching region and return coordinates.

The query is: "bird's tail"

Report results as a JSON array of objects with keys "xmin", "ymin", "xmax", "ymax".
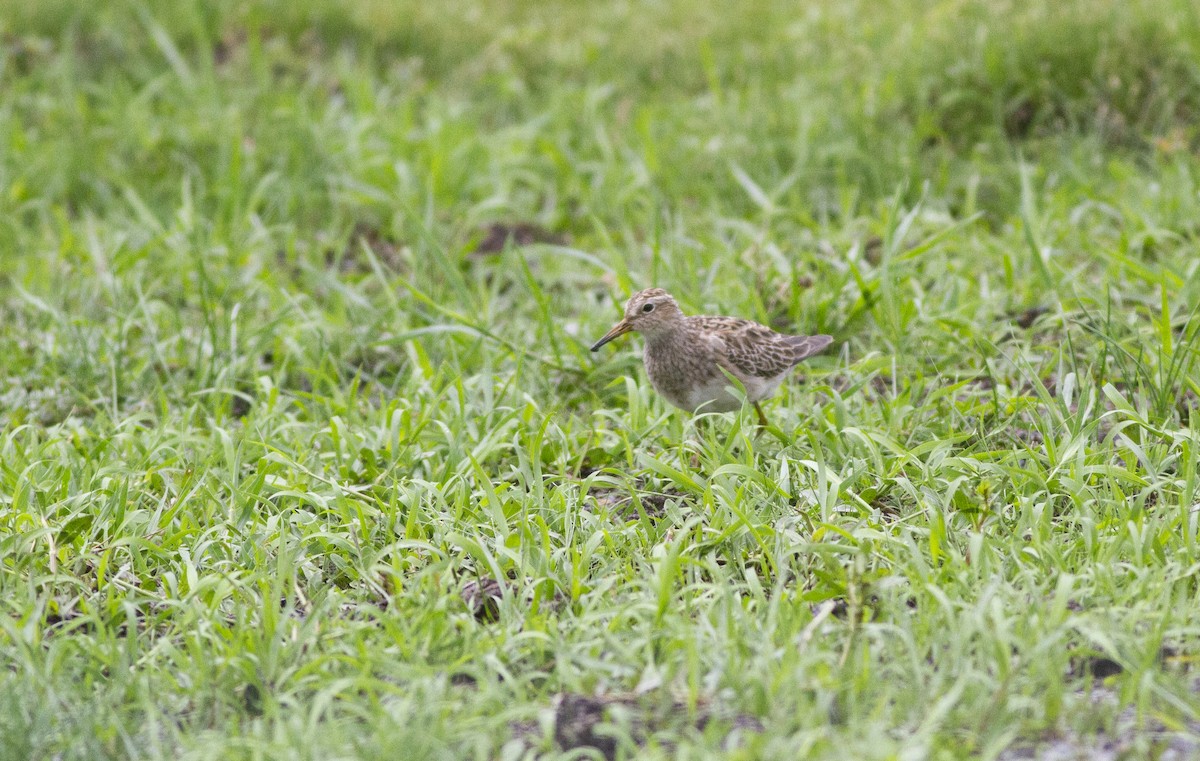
[{"xmin": 788, "ymin": 335, "xmax": 834, "ymax": 362}]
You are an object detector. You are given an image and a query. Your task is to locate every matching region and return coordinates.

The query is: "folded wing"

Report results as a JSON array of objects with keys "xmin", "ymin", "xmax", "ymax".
[{"xmin": 690, "ymin": 316, "xmax": 833, "ymax": 379}]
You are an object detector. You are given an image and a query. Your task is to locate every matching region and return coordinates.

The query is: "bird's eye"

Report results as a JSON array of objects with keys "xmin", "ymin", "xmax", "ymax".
[{"xmin": 641, "ymin": 303, "xmax": 655, "ymax": 313}]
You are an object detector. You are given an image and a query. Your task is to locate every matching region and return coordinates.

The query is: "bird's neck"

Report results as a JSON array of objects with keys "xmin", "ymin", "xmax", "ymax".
[{"xmin": 642, "ymin": 321, "xmax": 689, "ymax": 350}]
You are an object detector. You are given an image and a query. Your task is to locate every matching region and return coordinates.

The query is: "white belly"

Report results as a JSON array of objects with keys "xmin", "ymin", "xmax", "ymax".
[
  {"xmin": 670, "ymin": 372, "xmax": 787, "ymax": 413},
  {"xmin": 641, "ymin": 334, "xmax": 790, "ymax": 414}
]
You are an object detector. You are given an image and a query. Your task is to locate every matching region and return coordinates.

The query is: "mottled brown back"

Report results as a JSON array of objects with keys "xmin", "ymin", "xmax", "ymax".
[{"xmin": 687, "ymin": 316, "xmax": 833, "ymax": 379}]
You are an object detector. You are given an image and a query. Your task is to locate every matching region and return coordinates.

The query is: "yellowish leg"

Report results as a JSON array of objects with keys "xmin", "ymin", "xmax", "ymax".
[
  {"xmin": 754, "ymin": 402, "xmax": 791, "ymax": 444},
  {"xmin": 754, "ymin": 402, "xmax": 770, "ymax": 428}
]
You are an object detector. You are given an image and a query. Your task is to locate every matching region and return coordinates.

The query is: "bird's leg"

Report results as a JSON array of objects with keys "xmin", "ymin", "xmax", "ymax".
[
  {"xmin": 753, "ymin": 402, "xmax": 792, "ymax": 445},
  {"xmin": 753, "ymin": 402, "xmax": 770, "ymax": 429},
  {"xmin": 686, "ymin": 417, "xmax": 705, "ymax": 469}
]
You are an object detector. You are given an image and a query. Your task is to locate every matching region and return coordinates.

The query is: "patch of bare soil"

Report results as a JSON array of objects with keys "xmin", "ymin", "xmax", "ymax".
[
  {"xmin": 470, "ymin": 222, "xmax": 566, "ymax": 257},
  {"xmin": 585, "ymin": 484, "xmax": 686, "ymax": 520},
  {"xmin": 461, "ymin": 577, "xmax": 505, "ymax": 623},
  {"xmin": 997, "ymin": 681, "xmax": 1200, "ymax": 761},
  {"xmin": 543, "ymin": 692, "xmax": 762, "ymax": 759},
  {"xmin": 460, "ymin": 574, "xmax": 569, "ymax": 623}
]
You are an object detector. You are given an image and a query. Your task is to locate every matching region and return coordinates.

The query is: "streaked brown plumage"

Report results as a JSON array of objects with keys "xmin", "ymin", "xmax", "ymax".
[{"xmin": 590, "ymin": 288, "xmax": 833, "ymax": 426}]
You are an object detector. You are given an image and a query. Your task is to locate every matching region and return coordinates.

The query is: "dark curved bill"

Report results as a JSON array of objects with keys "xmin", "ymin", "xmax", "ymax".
[{"xmin": 590, "ymin": 321, "xmax": 632, "ymax": 351}]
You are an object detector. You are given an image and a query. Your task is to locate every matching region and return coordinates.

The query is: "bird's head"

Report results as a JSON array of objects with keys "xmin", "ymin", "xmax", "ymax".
[{"xmin": 590, "ymin": 288, "xmax": 684, "ymax": 351}]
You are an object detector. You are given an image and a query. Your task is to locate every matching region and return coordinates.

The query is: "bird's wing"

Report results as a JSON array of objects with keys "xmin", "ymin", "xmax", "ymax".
[{"xmin": 689, "ymin": 316, "xmax": 801, "ymax": 379}]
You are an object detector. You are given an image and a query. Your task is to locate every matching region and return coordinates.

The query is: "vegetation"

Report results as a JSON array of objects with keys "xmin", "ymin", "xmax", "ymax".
[{"xmin": 2, "ymin": 0, "xmax": 1200, "ymax": 757}]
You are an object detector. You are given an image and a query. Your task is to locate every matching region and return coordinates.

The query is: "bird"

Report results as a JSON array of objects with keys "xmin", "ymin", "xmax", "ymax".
[{"xmin": 590, "ymin": 288, "xmax": 833, "ymax": 427}]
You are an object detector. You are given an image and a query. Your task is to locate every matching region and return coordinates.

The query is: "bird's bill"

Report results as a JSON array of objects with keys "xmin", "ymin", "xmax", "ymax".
[{"xmin": 590, "ymin": 320, "xmax": 633, "ymax": 351}]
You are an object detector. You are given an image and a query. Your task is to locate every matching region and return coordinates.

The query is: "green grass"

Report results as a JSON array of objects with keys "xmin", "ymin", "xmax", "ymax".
[{"xmin": 3, "ymin": 0, "xmax": 1200, "ymax": 758}]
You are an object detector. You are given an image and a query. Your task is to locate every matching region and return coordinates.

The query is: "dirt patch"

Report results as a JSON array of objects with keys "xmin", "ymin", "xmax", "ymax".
[
  {"xmin": 1007, "ymin": 425, "xmax": 1045, "ymax": 448},
  {"xmin": 229, "ymin": 389, "xmax": 253, "ymax": 418},
  {"xmin": 507, "ymin": 717, "xmax": 542, "ymax": 745},
  {"xmin": 459, "ymin": 575, "xmax": 569, "ymax": 622},
  {"xmin": 545, "ymin": 691, "xmax": 762, "ymax": 759},
  {"xmin": 470, "ymin": 222, "xmax": 566, "ymax": 257},
  {"xmin": 43, "ymin": 607, "xmax": 94, "ymax": 635},
  {"xmin": 1068, "ymin": 655, "xmax": 1124, "ymax": 680},
  {"xmin": 450, "ymin": 672, "xmax": 478, "ymax": 688},
  {"xmin": 213, "ymin": 29, "xmax": 248, "ymax": 67},
  {"xmin": 240, "ymin": 683, "xmax": 264, "ymax": 717},
  {"xmin": 585, "ymin": 485, "xmax": 684, "ymax": 520},
  {"xmin": 334, "ymin": 222, "xmax": 406, "ymax": 272},
  {"xmin": 1178, "ymin": 388, "xmax": 1199, "ymax": 424},
  {"xmin": 553, "ymin": 693, "xmax": 628, "ymax": 759},
  {"xmin": 997, "ymin": 684, "xmax": 1200, "ymax": 760},
  {"xmin": 461, "ymin": 577, "xmax": 505, "ymax": 622},
  {"xmin": 864, "ymin": 236, "xmax": 884, "ymax": 265},
  {"xmin": 1010, "ymin": 305, "xmax": 1051, "ymax": 330},
  {"xmin": 576, "ymin": 463, "xmax": 602, "ymax": 479},
  {"xmin": 1004, "ymin": 98, "xmax": 1039, "ymax": 139}
]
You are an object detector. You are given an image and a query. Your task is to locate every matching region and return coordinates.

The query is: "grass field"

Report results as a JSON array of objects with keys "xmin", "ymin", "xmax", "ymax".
[{"xmin": 3, "ymin": 0, "xmax": 1200, "ymax": 758}]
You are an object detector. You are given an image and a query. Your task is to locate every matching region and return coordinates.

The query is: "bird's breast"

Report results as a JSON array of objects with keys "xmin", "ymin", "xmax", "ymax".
[{"xmin": 643, "ymin": 338, "xmax": 741, "ymax": 412}]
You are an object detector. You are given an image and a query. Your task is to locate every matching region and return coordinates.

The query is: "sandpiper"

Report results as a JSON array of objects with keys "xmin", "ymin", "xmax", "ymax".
[{"xmin": 590, "ymin": 288, "xmax": 833, "ymax": 427}]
